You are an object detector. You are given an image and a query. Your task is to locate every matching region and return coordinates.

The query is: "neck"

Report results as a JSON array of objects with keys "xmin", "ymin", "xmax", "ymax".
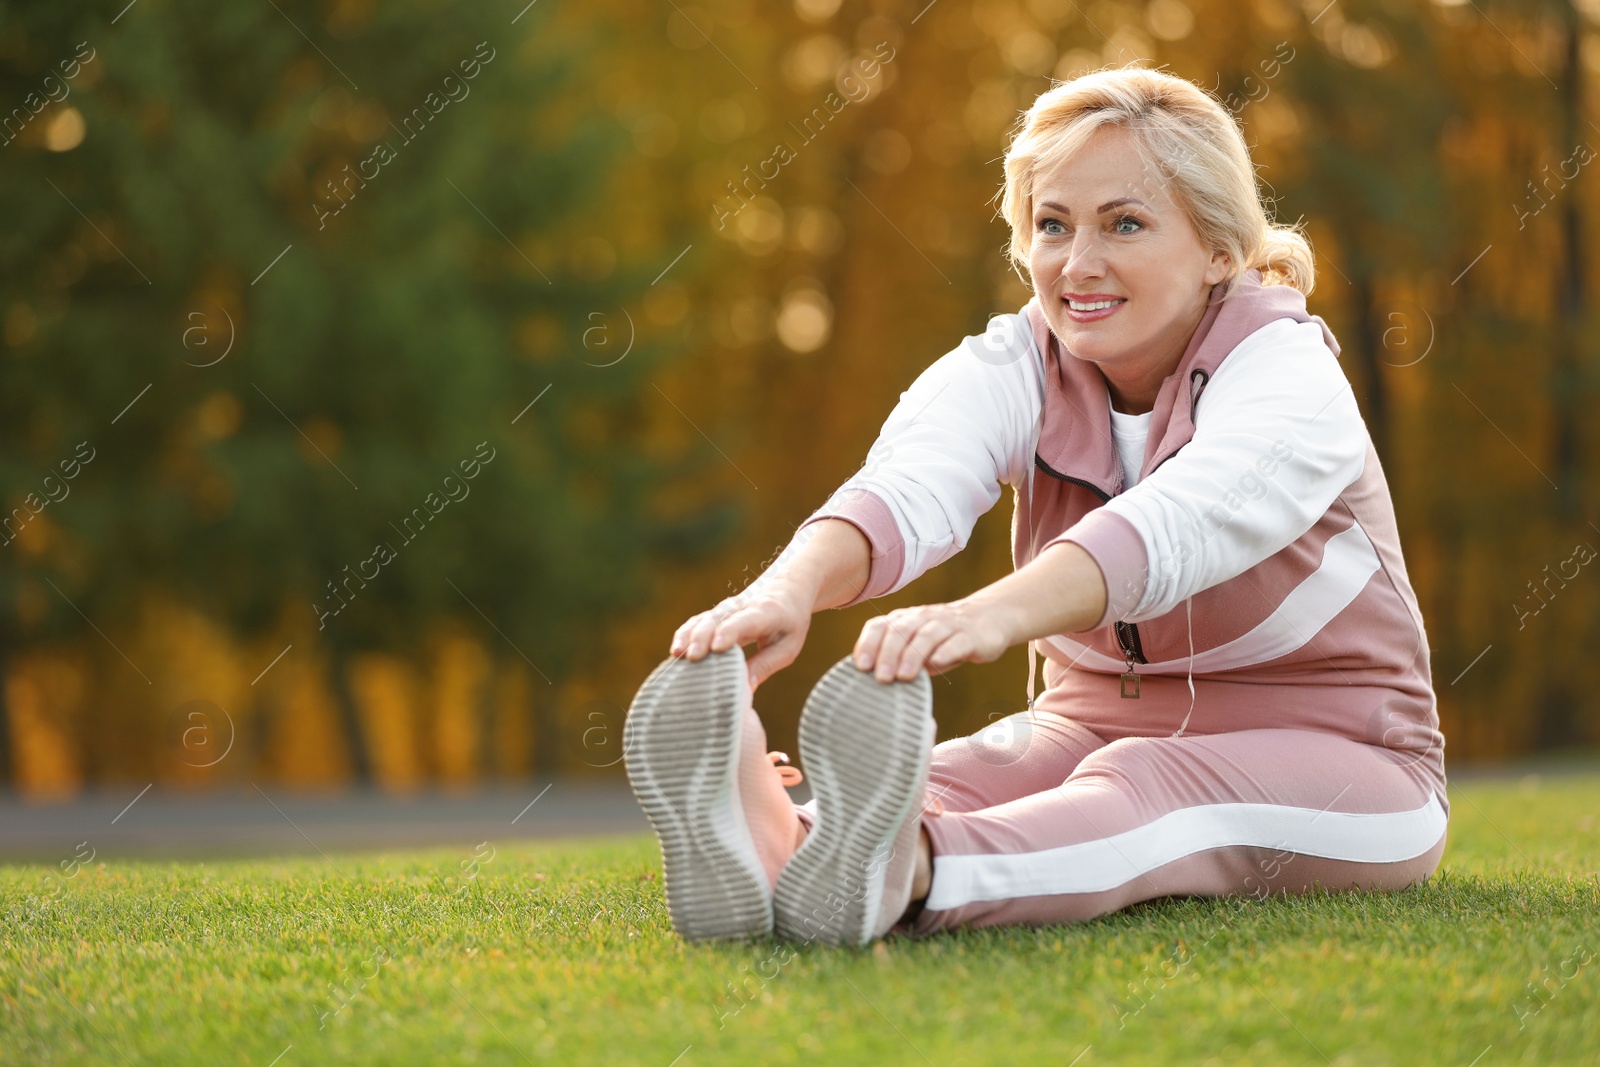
[
  {"xmin": 1103, "ymin": 373, "xmax": 1162, "ymax": 415},
  {"xmin": 1099, "ymin": 293, "xmax": 1212, "ymax": 415}
]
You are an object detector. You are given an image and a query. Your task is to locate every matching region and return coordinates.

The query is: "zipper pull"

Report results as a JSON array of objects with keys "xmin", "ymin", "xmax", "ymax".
[{"xmin": 1120, "ymin": 646, "xmax": 1141, "ymax": 699}]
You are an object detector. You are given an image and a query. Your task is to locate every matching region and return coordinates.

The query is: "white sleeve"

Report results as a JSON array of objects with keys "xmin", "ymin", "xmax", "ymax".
[
  {"xmin": 1060, "ymin": 318, "xmax": 1368, "ymax": 622},
  {"xmin": 785, "ymin": 311, "xmax": 1043, "ymax": 605}
]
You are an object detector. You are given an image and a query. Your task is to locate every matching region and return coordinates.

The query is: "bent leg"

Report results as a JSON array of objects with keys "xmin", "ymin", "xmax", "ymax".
[
  {"xmin": 795, "ymin": 708, "xmax": 1109, "ymax": 833},
  {"xmin": 914, "ymin": 727, "xmax": 1449, "ymax": 934},
  {"xmin": 922, "ymin": 709, "xmax": 1111, "ymax": 814}
]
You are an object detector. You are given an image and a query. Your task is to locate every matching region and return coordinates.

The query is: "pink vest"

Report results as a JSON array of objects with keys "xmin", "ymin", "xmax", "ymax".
[{"xmin": 1016, "ymin": 273, "xmax": 1446, "ymax": 801}]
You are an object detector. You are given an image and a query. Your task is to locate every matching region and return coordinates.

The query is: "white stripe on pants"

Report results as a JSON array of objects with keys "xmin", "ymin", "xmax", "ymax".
[{"xmin": 908, "ymin": 714, "xmax": 1446, "ymax": 933}]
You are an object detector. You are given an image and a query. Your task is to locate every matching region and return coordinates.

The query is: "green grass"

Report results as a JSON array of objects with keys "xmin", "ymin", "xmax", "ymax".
[{"xmin": 5, "ymin": 773, "xmax": 1599, "ymax": 1066}]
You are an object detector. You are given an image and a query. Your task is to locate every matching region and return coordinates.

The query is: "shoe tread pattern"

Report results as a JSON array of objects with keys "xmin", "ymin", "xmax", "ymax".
[
  {"xmin": 773, "ymin": 660, "xmax": 933, "ymax": 947},
  {"xmin": 624, "ymin": 649, "xmax": 771, "ymax": 941}
]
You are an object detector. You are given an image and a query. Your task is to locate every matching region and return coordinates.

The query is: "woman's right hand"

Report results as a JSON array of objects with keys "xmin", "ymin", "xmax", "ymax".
[{"xmin": 670, "ymin": 577, "xmax": 815, "ymax": 691}]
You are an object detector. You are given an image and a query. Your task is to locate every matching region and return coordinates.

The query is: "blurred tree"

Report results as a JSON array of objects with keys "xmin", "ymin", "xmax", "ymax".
[
  {"xmin": 0, "ymin": 0, "xmax": 735, "ymax": 785},
  {"xmin": 1, "ymin": 0, "xmax": 1596, "ymax": 787}
]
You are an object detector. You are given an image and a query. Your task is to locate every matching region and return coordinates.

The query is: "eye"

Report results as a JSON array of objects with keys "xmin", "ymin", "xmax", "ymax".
[
  {"xmin": 1037, "ymin": 217, "xmax": 1067, "ymax": 236},
  {"xmin": 1111, "ymin": 214, "xmax": 1144, "ymax": 235}
]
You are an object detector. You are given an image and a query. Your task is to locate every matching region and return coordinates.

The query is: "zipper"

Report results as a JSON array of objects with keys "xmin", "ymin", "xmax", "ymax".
[
  {"xmin": 1114, "ymin": 620, "xmax": 1146, "ymax": 665},
  {"xmin": 1033, "ymin": 454, "xmax": 1112, "ymax": 500},
  {"xmin": 1033, "ymin": 453, "xmax": 1147, "ymax": 692}
]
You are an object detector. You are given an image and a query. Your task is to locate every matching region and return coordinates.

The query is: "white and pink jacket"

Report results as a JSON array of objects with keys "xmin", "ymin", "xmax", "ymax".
[{"xmin": 771, "ymin": 271, "xmax": 1445, "ymax": 802}]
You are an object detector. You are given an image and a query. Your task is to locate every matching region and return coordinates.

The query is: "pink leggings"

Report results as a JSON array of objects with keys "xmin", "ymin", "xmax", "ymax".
[{"xmin": 795, "ymin": 709, "xmax": 1448, "ymax": 934}]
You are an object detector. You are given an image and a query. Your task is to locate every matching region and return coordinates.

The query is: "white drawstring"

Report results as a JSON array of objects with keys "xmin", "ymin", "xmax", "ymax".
[
  {"xmin": 1171, "ymin": 595, "xmax": 1196, "ymax": 737},
  {"xmin": 1027, "ymin": 638, "xmax": 1037, "ymax": 711}
]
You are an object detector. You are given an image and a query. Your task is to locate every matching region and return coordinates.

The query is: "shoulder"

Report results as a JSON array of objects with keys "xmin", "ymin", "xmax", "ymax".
[
  {"xmin": 1203, "ymin": 317, "xmax": 1350, "ymax": 405},
  {"xmin": 1192, "ymin": 317, "xmax": 1367, "ymax": 479},
  {"xmin": 1222, "ymin": 316, "xmax": 1339, "ymax": 369},
  {"xmin": 1195, "ymin": 317, "xmax": 1365, "ymax": 458}
]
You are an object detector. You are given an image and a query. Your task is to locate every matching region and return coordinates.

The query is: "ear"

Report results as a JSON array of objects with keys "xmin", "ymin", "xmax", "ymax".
[{"xmin": 1203, "ymin": 250, "xmax": 1231, "ymax": 287}]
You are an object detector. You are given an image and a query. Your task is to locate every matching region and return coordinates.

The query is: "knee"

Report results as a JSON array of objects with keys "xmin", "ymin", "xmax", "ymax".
[
  {"xmin": 927, "ymin": 736, "xmax": 975, "ymax": 782},
  {"xmin": 929, "ymin": 715, "xmax": 1033, "ymax": 777},
  {"xmin": 1069, "ymin": 735, "xmax": 1164, "ymax": 780}
]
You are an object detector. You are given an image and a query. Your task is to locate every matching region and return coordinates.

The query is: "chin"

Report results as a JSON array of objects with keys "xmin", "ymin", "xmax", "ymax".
[
  {"xmin": 1067, "ymin": 339, "xmax": 1119, "ymax": 363},
  {"xmin": 1050, "ymin": 319, "xmax": 1121, "ymax": 362}
]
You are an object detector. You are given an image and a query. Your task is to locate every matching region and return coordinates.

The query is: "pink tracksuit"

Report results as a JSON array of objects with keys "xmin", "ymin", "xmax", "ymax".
[{"xmin": 781, "ymin": 272, "xmax": 1448, "ymax": 932}]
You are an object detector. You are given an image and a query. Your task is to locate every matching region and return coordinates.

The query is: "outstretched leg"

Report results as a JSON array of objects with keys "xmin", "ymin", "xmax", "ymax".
[{"xmin": 911, "ymin": 727, "xmax": 1448, "ymax": 933}]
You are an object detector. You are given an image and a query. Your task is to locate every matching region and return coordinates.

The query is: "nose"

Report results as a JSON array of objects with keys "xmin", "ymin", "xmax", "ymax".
[{"xmin": 1062, "ymin": 229, "xmax": 1105, "ymax": 285}]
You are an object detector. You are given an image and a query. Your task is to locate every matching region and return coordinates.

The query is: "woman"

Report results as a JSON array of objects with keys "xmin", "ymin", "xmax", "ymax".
[{"xmin": 623, "ymin": 67, "xmax": 1448, "ymax": 947}]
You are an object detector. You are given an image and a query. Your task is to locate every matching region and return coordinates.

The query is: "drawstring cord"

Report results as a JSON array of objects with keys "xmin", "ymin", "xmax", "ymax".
[
  {"xmin": 1032, "ymin": 600, "xmax": 1196, "ymax": 736},
  {"xmin": 1027, "ymin": 639, "xmax": 1037, "ymax": 712},
  {"xmin": 1171, "ymin": 596, "xmax": 1196, "ymax": 737}
]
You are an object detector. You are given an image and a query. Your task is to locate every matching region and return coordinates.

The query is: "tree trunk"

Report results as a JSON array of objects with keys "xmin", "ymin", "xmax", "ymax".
[
  {"xmin": 0, "ymin": 639, "xmax": 12, "ymax": 793},
  {"xmin": 1551, "ymin": 0, "xmax": 1586, "ymax": 520},
  {"xmin": 325, "ymin": 640, "xmax": 373, "ymax": 785},
  {"xmin": 1536, "ymin": 0, "xmax": 1588, "ymax": 753},
  {"xmin": 532, "ymin": 666, "xmax": 559, "ymax": 777}
]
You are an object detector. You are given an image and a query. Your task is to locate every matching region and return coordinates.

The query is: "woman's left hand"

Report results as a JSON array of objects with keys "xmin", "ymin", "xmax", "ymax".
[{"xmin": 853, "ymin": 599, "xmax": 1014, "ymax": 682}]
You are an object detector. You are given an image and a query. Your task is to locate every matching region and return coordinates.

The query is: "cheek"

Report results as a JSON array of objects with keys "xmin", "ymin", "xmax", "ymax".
[
  {"xmin": 1028, "ymin": 244, "xmax": 1058, "ymax": 284},
  {"xmin": 1125, "ymin": 254, "xmax": 1198, "ymax": 320},
  {"xmin": 1117, "ymin": 248, "xmax": 1169, "ymax": 299}
]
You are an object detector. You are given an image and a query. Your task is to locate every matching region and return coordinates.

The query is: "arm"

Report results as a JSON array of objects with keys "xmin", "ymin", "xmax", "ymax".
[
  {"xmin": 781, "ymin": 518, "xmax": 875, "ymax": 612},
  {"xmin": 853, "ymin": 538, "xmax": 1107, "ymax": 682},
  {"xmin": 680, "ymin": 516, "xmax": 871, "ymax": 656},
  {"xmin": 671, "ymin": 519, "xmax": 871, "ymax": 686},
  {"xmin": 672, "ymin": 312, "xmax": 1040, "ymax": 688},
  {"xmin": 795, "ymin": 312, "xmax": 1043, "ymax": 606},
  {"xmin": 963, "ymin": 539, "xmax": 1107, "ymax": 641}
]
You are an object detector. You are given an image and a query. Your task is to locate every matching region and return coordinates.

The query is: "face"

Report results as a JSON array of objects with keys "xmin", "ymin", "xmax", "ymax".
[{"xmin": 1027, "ymin": 125, "xmax": 1229, "ymax": 408}]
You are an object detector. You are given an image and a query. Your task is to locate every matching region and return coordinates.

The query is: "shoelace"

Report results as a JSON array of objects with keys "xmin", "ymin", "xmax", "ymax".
[{"xmin": 766, "ymin": 751, "xmax": 803, "ymax": 787}]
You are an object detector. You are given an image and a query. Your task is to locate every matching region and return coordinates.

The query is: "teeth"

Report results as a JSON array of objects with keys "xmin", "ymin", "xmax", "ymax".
[{"xmin": 1068, "ymin": 298, "xmax": 1123, "ymax": 311}]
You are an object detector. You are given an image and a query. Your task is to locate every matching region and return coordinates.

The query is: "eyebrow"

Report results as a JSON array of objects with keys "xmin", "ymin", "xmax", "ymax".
[{"xmin": 1036, "ymin": 197, "xmax": 1151, "ymax": 215}]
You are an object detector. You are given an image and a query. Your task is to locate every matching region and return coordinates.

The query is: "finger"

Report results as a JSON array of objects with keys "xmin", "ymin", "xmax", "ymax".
[
  {"xmin": 872, "ymin": 610, "xmax": 923, "ymax": 683},
  {"xmin": 679, "ymin": 616, "xmax": 713, "ymax": 659},
  {"xmin": 670, "ymin": 616, "xmax": 708, "ymax": 657},
  {"xmin": 861, "ymin": 613, "xmax": 908, "ymax": 679},
  {"xmin": 672, "ymin": 610, "xmax": 716, "ymax": 653},
  {"xmin": 852, "ymin": 615, "xmax": 890, "ymax": 670},
  {"xmin": 920, "ymin": 629, "xmax": 973, "ymax": 677},
  {"xmin": 892, "ymin": 619, "xmax": 955, "ymax": 680},
  {"xmin": 746, "ymin": 629, "xmax": 801, "ymax": 691},
  {"xmin": 709, "ymin": 602, "xmax": 766, "ymax": 652},
  {"xmin": 683, "ymin": 610, "xmax": 732, "ymax": 659}
]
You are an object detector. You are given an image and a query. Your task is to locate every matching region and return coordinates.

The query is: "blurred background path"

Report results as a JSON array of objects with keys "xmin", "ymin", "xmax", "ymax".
[
  {"xmin": 8, "ymin": 757, "xmax": 1600, "ymax": 862},
  {"xmin": 0, "ymin": 779, "xmax": 654, "ymax": 862}
]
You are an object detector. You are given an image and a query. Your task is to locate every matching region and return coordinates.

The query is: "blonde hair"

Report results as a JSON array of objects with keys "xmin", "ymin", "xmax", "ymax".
[{"xmin": 997, "ymin": 66, "xmax": 1314, "ymax": 297}]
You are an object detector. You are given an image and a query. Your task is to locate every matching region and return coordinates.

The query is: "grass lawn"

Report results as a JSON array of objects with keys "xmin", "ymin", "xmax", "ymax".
[{"xmin": 5, "ymin": 772, "xmax": 1598, "ymax": 1067}]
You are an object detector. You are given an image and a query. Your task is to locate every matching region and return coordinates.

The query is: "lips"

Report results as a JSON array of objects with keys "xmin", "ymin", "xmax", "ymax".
[
  {"xmin": 1064, "ymin": 293, "xmax": 1126, "ymax": 311},
  {"xmin": 1062, "ymin": 293, "xmax": 1126, "ymax": 323}
]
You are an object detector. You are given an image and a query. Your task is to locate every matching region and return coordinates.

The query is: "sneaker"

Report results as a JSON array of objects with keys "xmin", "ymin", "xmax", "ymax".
[
  {"xmin": 773, "ymin": 658, "xmax": 935, "ymax": 947},
  {"xmin": 623, "ymin": 646, "xmax": 804, "ymax": 942}
]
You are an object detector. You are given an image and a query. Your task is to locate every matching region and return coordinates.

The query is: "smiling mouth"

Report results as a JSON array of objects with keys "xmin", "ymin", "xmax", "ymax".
[{"xmin": 1065, "ymin": 296, "xmax": 1126, "ymax": 312}]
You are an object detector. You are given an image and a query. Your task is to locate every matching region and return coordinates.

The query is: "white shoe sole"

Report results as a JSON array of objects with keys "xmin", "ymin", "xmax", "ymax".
[
  {"xmin": 623, "ymin": 648, "xmax": 772, "ymax": 941},
  {"xmin": 773, "ymin": 659, "xmax": 934, "ymax": 947}
]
